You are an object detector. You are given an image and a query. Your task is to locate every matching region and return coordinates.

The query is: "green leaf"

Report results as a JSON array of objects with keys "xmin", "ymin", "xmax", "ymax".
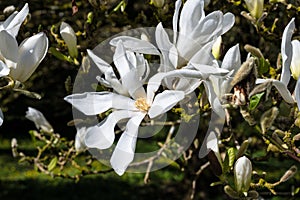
[
  {"xmin": 49, "ymin": 47, "xmax": 74, "ymax": 63},
  {"xmin": 227, "ymin": 147, "xmax": 236, "ymax": 168},
  {"xmin": 249, "ymin": 92, "xmax": 264, "ymax": 110},
  {"xmin": 48, "ymin": 157, "xmax": 58, "ymax": 171},
  {"xmin": 258, "ymin": 57, "xmax": 270, "ymax": 74}
]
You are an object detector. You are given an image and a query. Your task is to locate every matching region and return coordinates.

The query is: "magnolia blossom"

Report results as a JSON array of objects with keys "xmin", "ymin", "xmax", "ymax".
[
  {"xmin": 60, "ymin": 22, "xmax": 78, "ymax": 58},
  {"xmin": 75, "ymin": 127, "xmax": 91, "ymax": 152},
  {"xmin": 234, "ymin": 156, "xmax": 252, "ymax": 193},
  {"xmin": 280, "ymin": 18, "xmax": 300, "ymax": 110},
  {"xmin": 0, "ymin": 31, "xmax": 49, "ymax": 82},
  {"xmin": 244, "ymin": 0, "xmax": 264, "ymax": 19},
  {"xmin": 65, "ymin": 41, "xmax": 186, "ymax": 175},
  {"xmin": 0, "ymin": 3, "xmax": 29, "ymax": 38},
  {"xmin": 25, "ymin": 107, "xmax": 53, "ymax": 133}
]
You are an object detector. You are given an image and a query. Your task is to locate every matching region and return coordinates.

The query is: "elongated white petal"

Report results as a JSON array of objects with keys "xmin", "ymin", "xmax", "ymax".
[
  {"xmin": 135, "ymin": 53, "xmax": 150, "ymax": 82},
  {"xmin": 0, "ymin": 108, "xmax": 3, "ymax": 126},
  {"xmin": 85, "ymin": 110, "xmax": 137, "ymax": 149},
  {"xmin": 272, "ymin": 80, "xmax": 294, "ymax": 104},
  {"xmin": 122, "ymin": 70, "xmax": 146, "ymax": 99},
  {"xmin": 203, "ymin": 81, "xmax": 225, "ymax": 119},
  {"xmin": 148, "ymin": 90, "xmax": 185, "ymax": 118},
  {"xmin": 0, "ymin": 30, "xmax": 18, "ymax": 68},
  {"xmin": 110, "ymin": 112, "xmax": 145, "ymax": 175},
  {"xmin": 75, "ymin": 126, "xmax": 91, "ymax": 152},
  {"xmin": 10, "ymin": 32, "xmax": 48, "ymax": 82},
  {"xmin": 172, "ymin": 0, "xmax": 182, "ymax": 43},
  {"xmin": 25, "ymin": 107, "xmax": 53, "ymax": 132},
  {"xmin": 1, "ymin": 3, "xmax": 29, "ymax": 37},
  {"xmin": 189, "ymin": 41, "xmax": 216, "ymax": 65},
  {"xmin": 113, "ymin": 41, "xmax": 132, "ymax": 80},
  {"xmin": 281, "ymin": 18, "xmax": 295, "ymax": 86},
  {"xmin": 0, "ymin": 60, "xmax": 10, "ymax": 77},
  {"xmin": 199, "ymin": 111, "xmax": 224, "ymax": 160},
  {"xmin": 87, "ymin": 49, "xmax": 112, "ymax": 74},
  {"xmin": 221, "ymin": 44, "xmax": 241, "ymax": 72},
  {"xmin": 110, "ymin": 36, "xmax": 160, "ymax": 55},
  {"xmin": 295, "ymin": 79, "xmax": 300, "ymax": 110},
  {"xmin": 221, "ymin": 13, "xmax": 235, "ymax": 35},
  {"xmin": 179, "ymin": 0, "xmax": 204, "ymax": 36},
  {"xmin": 291, "ymin": 40, "xmax": 300, "ymax": 80},
  {"xmin": 60, "ymin": 22, "xmax": 78, "ymax": 58},
  {"xmin": 64, "ymin": 92, "xmax": 137, "ymax": 115}
]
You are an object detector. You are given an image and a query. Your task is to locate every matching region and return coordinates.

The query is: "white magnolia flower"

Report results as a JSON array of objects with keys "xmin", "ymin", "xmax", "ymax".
[
  {"xmin": 234, "ymin": 156, "xmax": 252, "ymax": 193},
  {"xmin": 0, "ymin": 3, "xmax": 29, "ymax": 38},
  {"xmin": 26, "ymin": 107, "xmax": 53, "ymax": 133},
  {"xmin": 244, "ymin": 0, "xmax": 264, "ymax": 19},
  {"xmin": 280, "ymin": 18, "xmax": 300, "ymax": 110},
  {"xmin": 65, "ymin": 41, "xmax": 186, "ymax": 175},
  {"xmin": 0, "ymin": 31, "xmax": 49, "ymax": 82},
  {"xmin": 60, "ymin": 22, "xmax": 78, "ymax": 58}
]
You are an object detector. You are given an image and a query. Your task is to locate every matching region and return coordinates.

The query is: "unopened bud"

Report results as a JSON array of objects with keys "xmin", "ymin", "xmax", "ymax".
[
  {"xmin": 234, "ymin": 156, "xmax": 252, "ymax": 193},
  {"xmin": 244, "ymin": 0, "xmax": 264, "ymax": 19},
  {"xmin": 151, "ymin": 0, "xmax": 165, "ymax": 8}
]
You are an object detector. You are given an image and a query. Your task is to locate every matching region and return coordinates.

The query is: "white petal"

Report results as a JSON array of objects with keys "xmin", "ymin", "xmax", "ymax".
[
  {"xmin": 135, "ymin": 53, "xmax": 150, "ymax": 82},
  {"xmin": 64, "ymin": 92, "xmax": 137, "ymax": 115},
  {"xmin": 25, "ymin": 107, "xmax": 53, "ymax": 132},
  {"xmin": 290, "ymin": 40, "xmax": 300, "ymax": 80},
  {"xmin": 199, "ymin": 111, "xmax": 224, "ymax": 159},
  {"xmin": 85, "ymin": 110, "xmax": 137, "ymax": 149},
  {"xmin": 110, "ymin": 112, "xmax": 145, "ymax": 175},
  {"xmin": 221, "ymin": 44, "xmax": 241, "ymax": 72},
  {"xmin": 280, "ymin": 18, "xmax": 295, "ymax": 86},
  {"xmin": 113, "ymin": 41, "xmax": 132, "ymax": 80},
  {"xmin": 221, "ymin": 13, "xmax": 235, "ymax": 35},
  {"xmin": 60, "ymin": 22, "xmax": 78, "ymax": 58},
  {"xmin": 87, "ymin": 49, "xmax": 112, "ymax": 74},
  {"xmin": 75, "ymin": 126, "xmax": 90, "ymax": 152},
  {"xmin": 179, "ymin": 0, "xmax": 204, "ymax": 36},
  {"xmin": 0, "ymin": 60, "xmax": 10, "ymax": 77},
  {"xmin": 10, "ymin": 32, "xmax": 48, "ymax": 82},
  {"xmin": 272, "ymin": 80, "xmax": 294, "ymax": 104},
  {"xmin": 148, "ymin": 90, "xmax": 185, "ymax": 118},
  {"xmin": 189, "ymin": 41, "xmax": 216, "ymax": 65},
  {"xmin": 122, "ymin": 70, "xmax": 146, "ymax": 99},
  {"xmin": 172, "ymin": 0, "xmax": 182, "ymax": 43},
  {"xmin": 0, "ymin": 108, "xmax": 3, "ymax": 126},
  {"xmin": 295, "ymin": 79, "xmax": 300, "ymax": 110},
  {"xmin": 0, "ymin": 30, "xmax": 18, "ymax": 68},
  {"xmin": 203, "ymin": 81, "xmax": 225, "ymax": 119},
  {"xmin": 110, "ymin": 36, "xmax": 160, "ymax": 55},
  {"xmin": 2, "ymin": 3, "xmax": 29, "ymax": 37}
]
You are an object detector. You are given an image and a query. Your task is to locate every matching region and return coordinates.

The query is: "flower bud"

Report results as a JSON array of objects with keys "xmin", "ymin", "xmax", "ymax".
[
  {"xmin": 25, "ymin": 107, "xmax": 53, "ymax": 133},
  {"xmin": 212, "ymin": 36, "xmax": 222, "ymax": 60},
  {"xmin": 244, "ymin": 0, "xmax": 264, "ymax": 19},
  {"xmin": 60, "ymin": 22, "xmax": 78, "ymax": 58},
  {"xmin": 151, "ymin": 0, "xmax": 165, "ymax": 8},
  {"xmin": 234, "ymin": 156, "xmax": 252, "ymax": 193}
]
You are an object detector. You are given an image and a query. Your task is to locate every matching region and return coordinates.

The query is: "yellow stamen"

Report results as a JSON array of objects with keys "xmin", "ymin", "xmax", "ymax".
[{"xmin": 135, "ymin": 98, "xmax": 150, "ymax": 112}]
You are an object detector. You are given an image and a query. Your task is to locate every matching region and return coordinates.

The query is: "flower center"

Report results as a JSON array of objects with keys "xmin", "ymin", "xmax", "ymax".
[{"xmin": 135, "ymin": 98, "xmax": 150, "ymax": 112}]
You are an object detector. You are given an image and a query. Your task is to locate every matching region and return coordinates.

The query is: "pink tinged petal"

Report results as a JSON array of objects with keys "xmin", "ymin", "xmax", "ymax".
[
  {"xmin": 110, "ymin": 36, "xmax": 160, "ymax": 55},
  {"xmin": 110, "ymin": 112, "xmax": 145, "ymax": 175},
  {"xmin": 291, "ymin": 40, "xmax": 300, "ymax": 80},
  {"xmin": 0, "ymin": 109, "xmax": 3, "ymax": 126},
  {"xmin": 221, "ymin": 13, "xmax": 235, "ymax": 35},
  {"xmin": 2, "ymin": 3, "xmax": 29, "ymax": 37},
  {"xmin": 148, "ymin": 90, "xmax": 185, "ymax": 118},
  {"xmin": 0, "ymin": 30, "xmax": 18, "ymax": 68},
  {"xmin": 295, "ymin": 79, "xmax": 300, "ymax": 110},
  {"xmin": 0, "ymin": 60, "xmax": 10, "ymax": 77},
  {"xmin": 10, "ymin": 32, "xmax": 49, "ymax": 82},
  {"xmin": 221, "ymin": 44, "xmax": 241, "ymax": 72},
  {"xmin": 281, "ymin": 18, "xmax": 295, "ymax": 86},
  {"xmin": 60, "ymin": 22, "xmax": 78, "ymax": 58},
  {"xmin": 85, "ymin": 110, "xmax": 137, "ymax": 149},
  {"xmin": 172, "ymin": 0, "xmax": 182, "ymax": 43},
  {"xmin": 179, "ymin": 0, "xmax": 204, "ymax": 36},
  {"xmin": 64, "ymin": 92, "xmax": 137, "ymax": 115}
]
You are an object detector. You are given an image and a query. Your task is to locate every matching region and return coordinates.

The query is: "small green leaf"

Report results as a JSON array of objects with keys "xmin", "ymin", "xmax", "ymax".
[
  {"xmin": 48, "ymin": 157, "xmax": 58, "ymax": 171},
  {"xmin": 258, "ymin": 57, "xmax": 270, "ymax": 74},
  {"xmin": 249, "ymin": 92, "xmax": 264, "ymax": 110},
  {"xmin": 49, "ymin": 47, "xmax": 74, "ymax": 63},
  {"xmin": 227, "ymin": 147, "xmax": 236, "ymax": 168}
]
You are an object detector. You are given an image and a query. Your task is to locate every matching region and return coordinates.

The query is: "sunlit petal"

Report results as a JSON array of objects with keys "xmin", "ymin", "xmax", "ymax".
[
  {"xmin": 0, "ymin": 30, "xmax": 18, "ymax": 68},
  {"xmin": 148, "ymin": 90, "xmax": 185, "ymax": 118},
  {"xmin": 295, "ymin": 79, "xmax": 300, "ymax": 110},
  {"xmin": 60, "ymin": 22, "xmax": 78, "ymax": 58},
  {"xmin": 110, "ymin": 112, "xmax": 145, "ymax": 175},
  {"xmin": 25, "ymin": 107, "xmax": 53, "ymax": 133}
]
